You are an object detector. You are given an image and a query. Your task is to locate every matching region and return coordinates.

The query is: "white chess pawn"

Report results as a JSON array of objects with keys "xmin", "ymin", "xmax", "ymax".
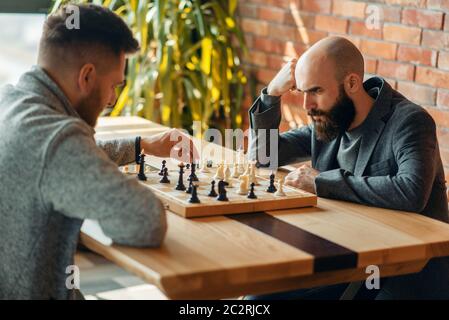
[
  {"xmin": 224, "ymin": 165, "xmax": 233, "ymax": 187},
  {"xmin": 231, "ymin": 163, "xmax": 240, "ymax": 178},
  {"xmin": 199, "ymin": 160, "xmax": 209, "ymax": 173},
  {"xmin": 122, "ymin": 165, "xmax": 129, "ymax": 173},
  {"xmin": 249, "ymin": 163, "xmax": 259, "ymax": 185},
  {"xmin": 214, "ymin": 164, "xmax": 225, "ymax": 180},
  {"xmin": 237, "ymin": 175, "xmax": 249, "ymax": 195},
  {"xmin": 275, "ymin": 177, "xmax": 286, "ymax": 197}
]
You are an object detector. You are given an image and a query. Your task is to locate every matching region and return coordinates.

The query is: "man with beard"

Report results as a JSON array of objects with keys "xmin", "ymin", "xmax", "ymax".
[
  {"xmin": 0, "ymin": 4, "xmax": 196, "ymax": 299},
  {"xmin": 248, "ymin": 36, "xmax": 449, "ymax": 299}
]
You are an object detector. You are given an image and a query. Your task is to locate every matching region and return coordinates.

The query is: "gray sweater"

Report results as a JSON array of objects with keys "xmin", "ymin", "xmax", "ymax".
[{"xmin": 0, "ymin": 66, "xmax": 166, "ymax": 299}]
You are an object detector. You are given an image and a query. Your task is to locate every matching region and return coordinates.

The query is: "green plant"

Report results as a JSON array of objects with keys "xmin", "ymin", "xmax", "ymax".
[{"xmin": 51, "ymin": 0, "xmax": 247, "ymax": 134}]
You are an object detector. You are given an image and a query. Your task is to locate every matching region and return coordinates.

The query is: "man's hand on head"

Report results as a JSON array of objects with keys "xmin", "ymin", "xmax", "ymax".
[
  {"xmin": 141, "ymin": 128, "xmax": 199, "ymax": 163},
  {"xmin": 284, "ymin": 164, "xmax": 320, "ymax": 194},
  {"xmin": 267, "ymin": 58, "xmax": 297, "ymax": 96}
]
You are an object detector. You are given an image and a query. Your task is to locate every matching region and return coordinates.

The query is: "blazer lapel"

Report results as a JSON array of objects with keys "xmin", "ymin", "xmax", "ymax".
[{"xmin": 314, "ymin": 134, "xmax": 341, "ymax": 172}]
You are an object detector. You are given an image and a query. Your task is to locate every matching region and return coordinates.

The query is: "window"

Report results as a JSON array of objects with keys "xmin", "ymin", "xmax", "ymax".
[{"xmin": 0, "ymin": 13, "xmax": 45, "ymax": 86}]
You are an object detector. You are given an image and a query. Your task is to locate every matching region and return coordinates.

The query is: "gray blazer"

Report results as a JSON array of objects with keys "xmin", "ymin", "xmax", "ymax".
[
  {"xmin": 249, "ymin": 77, "xmax": 449, "ymax": 298},
  {"xmin": 250, "ymin": 77, "xmax": 448, "ymax": 222}
]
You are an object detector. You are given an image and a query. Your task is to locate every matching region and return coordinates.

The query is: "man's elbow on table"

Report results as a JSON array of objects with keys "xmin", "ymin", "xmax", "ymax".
[{"xmin": 102, "ymin": 198, "xmax": 168, "ymax": 248}]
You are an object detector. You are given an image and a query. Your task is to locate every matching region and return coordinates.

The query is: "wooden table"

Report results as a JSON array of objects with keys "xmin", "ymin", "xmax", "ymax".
[{"xmin": 82, "ymin": 116, "xmax": 449, "ymax": 299}]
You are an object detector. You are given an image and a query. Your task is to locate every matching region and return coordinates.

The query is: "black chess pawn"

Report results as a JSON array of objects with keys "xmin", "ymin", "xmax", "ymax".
[
  {"xmin": 188, "ymin": 162, "xmax": 199, "ymax": 182},
  {"xmin": 159, "ymin": 167, "xmax": 170, "ymax": 183},
  {"xmin": 186, "ymin": 163, "xmax": 190, "ymax": 170},
  {"xmin": 208, "ymin": 180, "xmax": 218, "ymax": 197},
  {"xmin": 137, "ymin": 153, "xmax": 147, "ymax": 181},
  {"xmin": 216, "ymin": 180, "xmax": 229, "ymax": 201},
  {"xmin": 159, "ymin": 160, "xmax": 166, "ymax": 176},
  {"xmin": 188, "ymin": 184, "xmax": 200, "ymax": 203},
  {"xmin": 266, "ymin": 173, "xmax": 277, "ymax": 193},
  {"xmin": 185, "ymin": 180, "xmax": 193, "ymax": 194},
  {"xmin": 206, "ymin": 160, "xmax": 213, "ymax": 168},
  {"xmin": 175, "ymin": 163, "xmax": 186, "ymax": 191},
  {"xmin": 247, "ymin": 183, "xmax": 257, "ymax": 199}
]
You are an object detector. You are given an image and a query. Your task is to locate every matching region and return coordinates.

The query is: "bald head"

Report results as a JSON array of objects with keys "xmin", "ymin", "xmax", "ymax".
[{"xmin": 298, "ymin": 36, "xmax": 364, "ymax": 83}]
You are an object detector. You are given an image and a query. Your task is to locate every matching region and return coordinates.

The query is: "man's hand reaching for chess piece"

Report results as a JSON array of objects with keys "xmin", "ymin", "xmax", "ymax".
[
  {"xmin": 284, "ymin": 164, "xmax": 320, "ymax": 194},
  {"xmin": 141, "ymin": 128, "xmax": 199, "ymax": 163}
]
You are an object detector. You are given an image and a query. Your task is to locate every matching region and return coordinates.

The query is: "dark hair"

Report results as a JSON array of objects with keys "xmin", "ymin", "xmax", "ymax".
[{"xmin": 40, "ymin": 4, "xmax": 139, "ymax": 56}]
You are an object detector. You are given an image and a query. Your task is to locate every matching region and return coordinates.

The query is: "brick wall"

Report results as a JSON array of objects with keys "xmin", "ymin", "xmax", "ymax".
[{"xmin": 238, "ymin": 0, "xmax": 449, "ymax": 184}]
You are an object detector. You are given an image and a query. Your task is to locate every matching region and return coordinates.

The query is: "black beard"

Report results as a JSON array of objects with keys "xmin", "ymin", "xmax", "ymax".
[{"xmin": 309, "ymin": 85, "xmax": 356, "ymax": 142}]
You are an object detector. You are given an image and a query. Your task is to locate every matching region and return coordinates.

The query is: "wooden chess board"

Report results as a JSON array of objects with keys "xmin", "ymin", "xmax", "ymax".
[{"xmin": 120, "ymin": 164, "xmax": 317, "ymax": 218}]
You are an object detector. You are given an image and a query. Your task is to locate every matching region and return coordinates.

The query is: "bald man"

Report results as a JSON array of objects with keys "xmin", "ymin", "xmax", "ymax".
[{"xmin": 249, "ymin": 37, "xmax": 449, "ymax": 299}]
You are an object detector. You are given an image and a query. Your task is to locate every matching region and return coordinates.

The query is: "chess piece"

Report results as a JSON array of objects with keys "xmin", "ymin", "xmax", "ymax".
[
  {"xmin": 123, "ymin": 165, "xmax": 129, "ymax": 174},
  {"xmin": 266, "ymin": 173, "xmax": 277, "ymax": 193},
  {"xmin": 137, "ymin": 151, "xmax": 147, "ymax": 181},
  {"xmin": 275, "ymin": 177, "xmax": 286, "ymax": 197},
  {"xmin": 159, "ymin": 160, "xmax": 166, "ymax": 176},
  {"xmin": 247, "ymin": 183, "xmax": 257, "ymax": 199},
  {"xmin": 175, "ymin": 163, "xmax": 186, "ymax": 191},
  {"xmin": 159, "ymin": 167, "xmax": 170, "ymax": 183},
  {"xmin": 237, "ymin": 175, "xmax": 249, "ymax": 195},
  {"xmin": 188, "ymin": 184, "xmax": 200, "ymax": 203},
  {"xmin": 199, "ymin": 160, "xmax": 210, "ymax": 173},
  {"xmin": 185, "ymin": 179, "xmax": 193, "ymax": 194},
  {"xmin": 216, "ymin": 180, "xmax": 229, "ymax": 201},
  {"xmin": 224, "ymin": 165, "xmax": 233, "ymax": 187},
  {"xmin": 214, "ymin": 164, "xmax": 225, "ymax": 180},
  {"xmin": 207, "ymin": 160, "xmax": 213, "ymax": 168},
  {"xmin": 249, "ymin": 163, "xmax": 259, "ymax": 185},
  {"xmin": 208, "ymin": 180, "xmax": 218, "ymax": 197},
  {"xmin": 188, "ymin": 162, "xmax": 199, "ymax": 182},
  {"xmin": 231, "ymin": 163, "xmax": 240, "ymax": 178}
]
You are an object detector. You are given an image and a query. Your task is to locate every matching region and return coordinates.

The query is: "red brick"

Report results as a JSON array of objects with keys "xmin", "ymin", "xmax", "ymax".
[
  {"xmin": 315, "ymin": 15, "xmax": 348, "ymax": 33},
  {"xmin": 246, "ymin": 51, "xmax": 268, "ymax": 67},
  {"xmin": 238, "ymin": 3, "xmax": 258, "ymax": 19},
  {"xmin": 397, "ymin": 45, "xmax": 437, "ymax": 66},
  {"xmin": 258, "ymin": 6, "xmax": 287, "ymax": 23},
  {"xmin": 383, "ymin": 24, "xmax": 421, "ymax": 45},
  {"xmin": 257, "ymin": 68, "xmax": 278, "ymax": 85},
  {"xmin": 397, "ymin": 81, "xmax": 436, "ymax": 105},
  {"xmin": 295, "ymin": 29, "xmax": 328, "ymax": 46},
  {"xmin": 365, "ymin": 58, "xmax": 377, "ymax": 74},
  {"xmin": 437, "ymin": 89, "xmax": 449, "ymax": 109},
  {"xmin": 300, "ymin": 0, "xmax": 332, "ymax": 14},
  {"xmin": 284, "ymin": 40, "xmax": 308, "ymax": 56},
  {"xmin": 427, "ymin": 0, "xmax": 449, "ymax": 11},
  {"xmin": 416, "ymin": 66, "xmax": 449, "ymax": 90},
  {"xmin": 268, "ymin": 24, "xmax": 299, "ymax": 41},
  {"xmin": 284, "ymin": 11, "xmax": 315, "ymax": 28},
  {"xmin": 438, "ymin": 51, "xmax": 449, "ymax": 70},
  {"xmin": 267, "ymin": 54, "xmax": 287, "ymax": 70},
  {"xmin": 425, "ymin": 107, "xmax": 449, "ymax": 127},
  {"xmin": 350, "ymin": 20, "xmax": 382, "ymax": 39},
  {"xmin": 377, "ymin": 60, "xmax": 415, "ymax": 81},
  {"xmin": 385, "ymin": 0, "xmax": 426, "ymax": 7},
  {"xmin": 422, "ymin": 30, "xmax": 449, "ymax": 49},
  {"xmin": 253, "ymin": 36, "xmax": 284, "ymax": 54},
  {"xmin": 332, "ymin": 0, "xmax": 367, "ymax": 19},
  {"xmin": 247, "ymin": 0, "xmax": 292, "ymax": 9},
  {"xmin": 241, "ymin": 18, "xmax": 269, "ymax": 37},
  {"xmin": 360, "ymin": 39, "xmax": 397, "ymax": 60},
  {"xmin": 445, "ymin": 14, "xmax": 449, "ymax": 32},
  {"xmin": 402, "ymin": 9, "xmax": 444, "ymax": 30},
  {"xmin": 438, "ymin": 128, "xmax": 449, "ymax": 149},
  {"xmin": 380, "ymin": 6, "xmax": 402, "ymax": 23}
]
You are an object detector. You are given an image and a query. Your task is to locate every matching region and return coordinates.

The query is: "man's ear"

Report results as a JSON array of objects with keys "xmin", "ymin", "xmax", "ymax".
[
  {"xmin": 77, "ymin": 63, "xmax": 97, "ymax": 95},
  {"xmin": 345, "ymin": 73, "xmax": 362, "ymax": 94}
]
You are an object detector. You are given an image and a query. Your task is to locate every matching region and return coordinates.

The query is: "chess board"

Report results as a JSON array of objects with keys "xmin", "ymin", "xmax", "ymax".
[{"xmin": 120, "ymin": 164, "xmax": 317, "ymax": 218}]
